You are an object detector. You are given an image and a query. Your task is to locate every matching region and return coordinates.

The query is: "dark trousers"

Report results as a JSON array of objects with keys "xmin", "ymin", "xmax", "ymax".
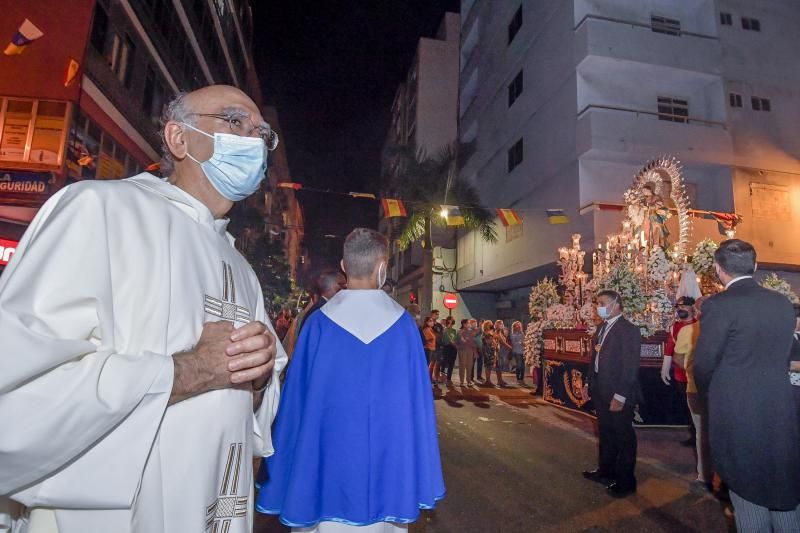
[
  {"xmin": 472, "ymin": 352, "xmax": 484, "ymax": 380},
  {"xmin": 595, "ymin": 399, "xmax": 637, "ymax": 489},
  {"xmin": 442, "ymin": 345, "xmax": 457, "ymax": 380}
]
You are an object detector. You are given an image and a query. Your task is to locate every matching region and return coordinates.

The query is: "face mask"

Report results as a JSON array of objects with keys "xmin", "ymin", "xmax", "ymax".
[
  {"xmin": 676, "ymin": 309, "xmax": 690, "ymax": 320},
  {"xmin": 376, "ymin": 262, "xmax": 387, "ymax": 289},
  {"xmin": 183, "ymin": 123, "xmax": 267, "ymax": 201},
  {"xmin": 597, "ymin": 306, "xmax": 610, "ymax": 320}
]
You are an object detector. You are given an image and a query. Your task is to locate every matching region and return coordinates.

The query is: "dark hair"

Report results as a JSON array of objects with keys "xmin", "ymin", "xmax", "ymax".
[
  {"xmin": 596, "ymin": 289, "xmax": 623, "ymax": 310},
  {"xmin": 714, "ymin": 239, "xmax": 756, "ymax": 277},
  {"xmin": 316, "ymin": 269, "xmax": 342, "ymax": 294},
  {"xmin": 460, "ymin": 319, "xmax": 469, "ymax": 327},
  {"xmin": 431, "ymin": 309, "xmax": 440, "ymax": 315}
]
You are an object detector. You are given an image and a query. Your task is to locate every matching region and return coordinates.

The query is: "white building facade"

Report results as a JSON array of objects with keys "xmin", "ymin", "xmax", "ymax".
[{"xmin": 457, "ymin": 0, "xmax": 800, "ymax": 319}]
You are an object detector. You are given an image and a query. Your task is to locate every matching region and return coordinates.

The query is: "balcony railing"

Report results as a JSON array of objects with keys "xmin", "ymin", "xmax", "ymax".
[
  {"xmin": 577, "ymin": 104, "xmax": 726, "ymax": 129},
  {"xmin": 574, "ymin": 14, "xmax": 719, "ymax": 41}
]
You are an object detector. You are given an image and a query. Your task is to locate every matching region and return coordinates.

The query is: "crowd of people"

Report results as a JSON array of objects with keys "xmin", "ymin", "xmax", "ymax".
[{"xmin": 419, "ymin": 313, "xmax": 529, "ymax": 389}]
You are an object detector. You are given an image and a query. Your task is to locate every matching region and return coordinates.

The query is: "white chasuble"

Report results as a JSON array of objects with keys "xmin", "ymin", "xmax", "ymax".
[{"xmin": 0, "ymin": 174, "xmax": 288, "ymax": 533}]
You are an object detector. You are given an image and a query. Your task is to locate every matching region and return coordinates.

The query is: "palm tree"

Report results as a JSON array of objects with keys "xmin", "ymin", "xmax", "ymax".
[{"xmin": 381, "ymin": 142, "xmax": 497, "ymax": 314}]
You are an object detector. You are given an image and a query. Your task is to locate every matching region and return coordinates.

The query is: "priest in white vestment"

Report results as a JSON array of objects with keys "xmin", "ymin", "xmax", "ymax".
[{"xmin": 0, "ymin": 86, "xmax": 288, "ymax": 533}]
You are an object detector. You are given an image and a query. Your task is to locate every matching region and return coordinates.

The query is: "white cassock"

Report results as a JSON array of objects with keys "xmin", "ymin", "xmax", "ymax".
[{"xmin": 0, "ymin": 174, "xmax": 288, "ymax": 533}]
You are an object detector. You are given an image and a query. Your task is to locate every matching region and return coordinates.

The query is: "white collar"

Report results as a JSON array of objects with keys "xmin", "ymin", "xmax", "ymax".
[
  {"xmin": 321, "ymin": 289, "xmax": 406, "ymax": 344},
  {"xmin": 603, "ymin": 314, "xmax": 622, "ymax": 328},
  {"xmin": 125, "ymin": 173, "xmax": 230, "ymax": 236},
  {"xmin": 725, "ymin": 275, "xmax": 753, "ymax": 290}
]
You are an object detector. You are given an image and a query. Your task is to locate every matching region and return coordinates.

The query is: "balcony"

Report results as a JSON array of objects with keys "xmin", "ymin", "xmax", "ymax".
[
  {"xmin": 574, "ymin": 14, "xmax": 721, "ymax": 75},
  {"xmin": 576, "ymin": 104, "xmax": 733, "ymax": 165}
]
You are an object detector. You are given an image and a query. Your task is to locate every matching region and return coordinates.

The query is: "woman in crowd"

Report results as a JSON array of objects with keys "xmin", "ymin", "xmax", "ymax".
[
  {"xmin": 482, "ymin": 320, "xmax": 511, "ymax": 387},
  {"xmin": 457, "ymin": 319, "xmax": 479, "ymax": 388},
  {"xmin": 494, "ymin": 319, "xmax": 511, "ymax": 372},
  {"xmin": 422, "ymin": 316, "xmax": 438, "ymax": 384},
  {"xmin": 509, "ymin": 321, "xmax": 526, "ymax": 385}
]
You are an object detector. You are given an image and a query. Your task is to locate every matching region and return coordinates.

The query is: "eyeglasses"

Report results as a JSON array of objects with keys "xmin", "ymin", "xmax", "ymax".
[{"xmin": 190, "ymin": 112, "xmax": 279, "ymax": 151}]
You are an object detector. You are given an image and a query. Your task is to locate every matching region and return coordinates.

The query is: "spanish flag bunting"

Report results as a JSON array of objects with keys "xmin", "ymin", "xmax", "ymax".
[
  {"xmin": 546, "ymin": 209, "xmax": 569, "ymax": 225},
  {"xmin": 496, "ymin": 208, "xmax": 522, "ymax": 226},
  {"xmin": 381, "ymin": 198, "xmax": 407, "ymax": 218},
  {"xmin": 440, "ymin": 205, "xmax": 465, "ymax": 226},
  {"xmin": 64, "ymin": 58, "xmax": 80, "ymax": 87},
  {"xmin": 277, "ymin": 182, "xmax": 302, "ymax": 190},
  {"xmin": 4, "ymin": 19, "xmax": 44, "ymax": 56},
  {"xmin": 349, "ymin": 192, "xmax": 376, "ymax": 200}
]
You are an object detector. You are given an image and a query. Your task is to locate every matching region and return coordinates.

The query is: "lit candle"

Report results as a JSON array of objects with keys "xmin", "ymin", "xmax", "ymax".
[{"xmin": 559, "ymin": 247, "xmax": 569, "ymax": 260}]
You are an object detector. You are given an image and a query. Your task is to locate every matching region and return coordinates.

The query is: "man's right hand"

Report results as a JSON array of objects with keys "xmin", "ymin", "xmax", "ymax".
[{"xmin": 169, "ymin": 321, "xmax": 236, "ymax": 405}]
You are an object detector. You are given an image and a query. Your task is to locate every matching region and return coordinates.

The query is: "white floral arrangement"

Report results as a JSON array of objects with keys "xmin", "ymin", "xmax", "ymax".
[
  {"xmin": 545, "ymin": 303, "xmax": 577, "ymax": 328},
  {"xmin": 649, "ymin": 288, "xmax": 674, "ymax": 315},
  {"xmin": 761, "ymin": 273, "xmax": 800, "ymax": 304},
  {"xmin": 629, "ymin": 313, "xmax": 657, "ymax": 338},
  {"xmin": 528, "ymin": 277, "xmax": 559, "ymax": 321},
  {"xmin": 599, "ymin": 264, "xmax": 647, "ymax": 315},
  {"xmin": 646, "ymin": 246, "xmax": 674, "ymax": 284},
  {"xmin": 524, "ymin": 321, "xmax": 544, "ymax": 368},
  {"xmin": 578, "ymin": 301, "xmax": 596, "ymax": 326},
  {"xmin": 691, "ymin": 238, "xmax": 718, "ymax": 276}
]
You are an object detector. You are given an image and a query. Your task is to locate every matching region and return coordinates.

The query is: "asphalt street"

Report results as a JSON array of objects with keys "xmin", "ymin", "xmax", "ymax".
[{"xmin": 256, "ymin": 378, "xmax": 735, "ymax": 533}]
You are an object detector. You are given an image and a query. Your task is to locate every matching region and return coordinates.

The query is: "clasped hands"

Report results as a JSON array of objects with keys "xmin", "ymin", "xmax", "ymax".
[{"xmin": 170, "ymin": 320, "xmax": 277, "ymax": 404}]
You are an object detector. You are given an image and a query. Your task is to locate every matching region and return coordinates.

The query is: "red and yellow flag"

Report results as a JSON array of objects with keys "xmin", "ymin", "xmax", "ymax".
[
  {"xmin": 496, "ymin": 208, "xmax": 522, "ymax": 226},
  {"xmin": 381, "ymin": 198, "xmax": 407, "ymax": 218},
  {"xmin": 277, "ymin": 182, "xmax": 302, "ymax": 190}
]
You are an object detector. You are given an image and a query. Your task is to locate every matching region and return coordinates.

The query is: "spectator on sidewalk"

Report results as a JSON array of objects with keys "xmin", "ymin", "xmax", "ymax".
[
  {"xmin": 422, "ymin": 317, "xmax": 437, "ymax": 384},
  {"xmin": 471, "ymin": 318, "xmax": 484, "ymax": 383},
  {"xmin": 495, "ymin": 320, "xmax": 511, "ymax": 372},
  {"xmin": 509, "ymin": 321, "xmax": 526, "ymax": 385},
  {"xmin": 457, "ymin": 319, "xmax": 479, "ymax": 388},
  {"xmin": 441, "ymin": 317, "xmax": 458, "ymax": 386},
  {"xmin": 694, "ymin": 239, "xmax": 800, "ymax": 531}
]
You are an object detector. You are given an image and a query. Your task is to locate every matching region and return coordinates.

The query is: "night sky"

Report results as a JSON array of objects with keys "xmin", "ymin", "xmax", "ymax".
[{"xmin": 252, "ymin": 0, "xmax": 460, "ymax": 273}]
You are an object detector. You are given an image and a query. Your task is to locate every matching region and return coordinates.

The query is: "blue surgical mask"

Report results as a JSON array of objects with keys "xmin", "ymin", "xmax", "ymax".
[
  {"xmin": 597, "ymin": 306, "xmax": 610, "ymax": 320},
  {"xmin": 183, "ymin": 123, "xmax": 267, "ymax": 201}
]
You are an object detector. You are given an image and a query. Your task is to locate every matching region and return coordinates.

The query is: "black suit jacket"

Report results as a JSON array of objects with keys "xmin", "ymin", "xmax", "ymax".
[
  {"xmin": 694, "ymin": 277, "xmax": 799, "ymax": 510},
  {"xmin": 587, "ymin": 316, "xmax": 642, "ymax": 406}
]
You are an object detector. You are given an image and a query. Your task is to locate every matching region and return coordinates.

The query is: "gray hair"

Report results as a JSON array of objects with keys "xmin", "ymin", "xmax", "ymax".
[
  {"xmin": 343, "ymin": 228, "xmax": 388, "ymax": 279},
  {"xmin": 159, "ymin": 92, "xmax": 195, "ymax": 176}
]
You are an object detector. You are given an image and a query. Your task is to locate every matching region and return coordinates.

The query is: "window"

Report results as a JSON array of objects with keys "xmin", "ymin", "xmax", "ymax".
[
  {"xmin": 506, "ymin": 223, "xmax": 523, "ymax": 243},
  {"xmin": 507, "ymin": 138, "xmax": 523, "ymax": 172},
  {"xmin": 741, "ymin": 17, "xmax": 761, "ymax": 31},
  {"xmin": 657, "ymin": 96, "xmax": 689, "ymax": 123},
  {"xmin": 751, "ymin": 96, "xmax": 771, "ymax": 112},
  {"xmin": 508, "ymin": 6, "xmax": 522, "ymax": 45},
  {"xmin": 114, "ymin": 35, "xmax": 135, "ymax": 87},
  {"xmin": 720, "ymin": 12, "xmax": 732, "ymax": 26},
  {"xmin": 651, "ymin": 15, "xmax": 681, "ymax": 35},
  {"xmin": 90, "ymin": 4, "xmax": 109, "ymax": 53},
  {"xmin": 729, "ymin": 93, "xmax": 743, "ymax": 108},
  {"xmin": 0, "ymin": 97, "xmax": 70, "ymax": 166},
  {"xmin": 508, "ymin": 70, "xmax": 523, "ymax": 108}
]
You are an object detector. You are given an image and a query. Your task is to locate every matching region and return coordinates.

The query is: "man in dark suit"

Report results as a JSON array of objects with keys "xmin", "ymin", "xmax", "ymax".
[
  {"xmin": 694, "ymin": 239, "xmax": 800, "ymax": 531},
  {"xmin": 581, "ymin": 289, "xmax": 643, "ymax": 498}
]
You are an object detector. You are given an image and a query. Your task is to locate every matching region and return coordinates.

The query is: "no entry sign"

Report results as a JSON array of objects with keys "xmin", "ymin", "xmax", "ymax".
[{"xmin": 443, "ymin": 293, "xmax": 458, "ymax": 310}]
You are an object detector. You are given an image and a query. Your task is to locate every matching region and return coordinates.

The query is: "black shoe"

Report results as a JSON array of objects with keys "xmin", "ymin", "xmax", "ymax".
[
  {"xmin": 582, "ymin": 470, "xmax": 614, "ymax": 485},
  {"xmin": 606, "ymin": 482, "xmax": 637, "ymax": 498}
]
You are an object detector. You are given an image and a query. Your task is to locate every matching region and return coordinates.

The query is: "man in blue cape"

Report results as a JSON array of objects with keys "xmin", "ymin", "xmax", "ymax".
[{"xmin": 256, "ymin": 228, "xmax": 445, "ymax": 532}]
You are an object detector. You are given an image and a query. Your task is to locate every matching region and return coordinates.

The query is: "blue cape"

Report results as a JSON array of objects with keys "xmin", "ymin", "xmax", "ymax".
[{"xmin": 256, "ymin": 297, "xmax": 445, "ymax": 528}]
